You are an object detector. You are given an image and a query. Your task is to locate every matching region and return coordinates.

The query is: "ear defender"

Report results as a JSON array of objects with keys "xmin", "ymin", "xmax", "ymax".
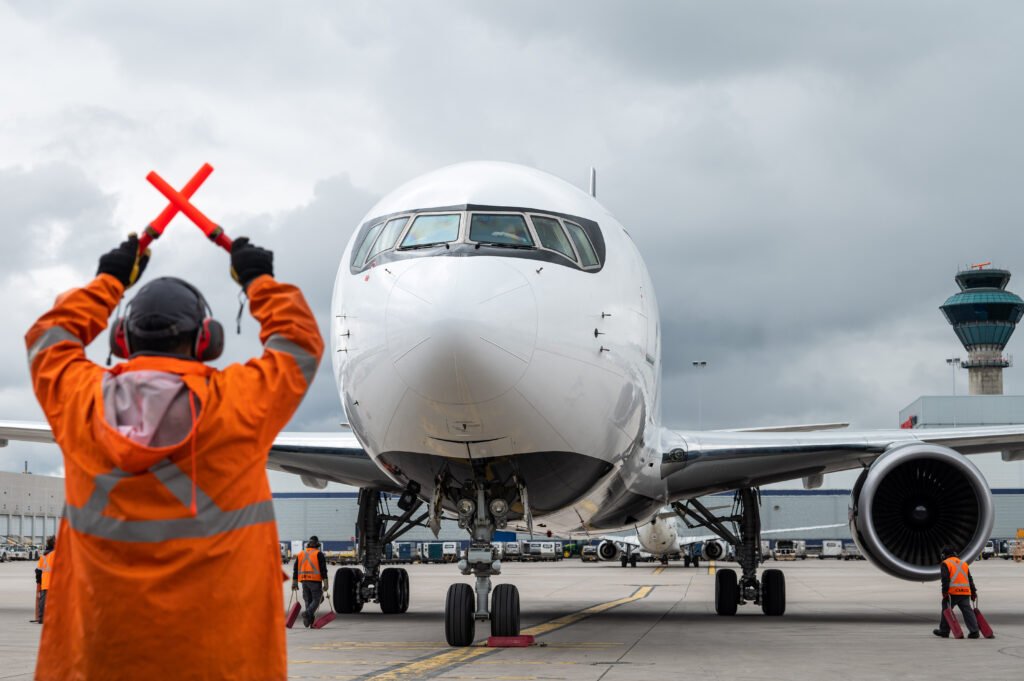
[
  {"xmin": 110, "ymin": 318, "xmax": 131, "ymax": 359},
  {"xmin": 194, "ymin": 318, "xmax": 224, "ymax": 361}
]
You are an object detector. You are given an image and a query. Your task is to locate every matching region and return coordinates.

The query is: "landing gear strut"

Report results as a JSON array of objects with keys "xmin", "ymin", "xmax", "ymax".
[
  {"xmin": 443, "ymin": 475, "xmax": 523, "ymax": 646},
  {"xmin": 334, "ymin": 485, "xmax": 426, "ymax": 615},
  {"xmin": 672, "ymin": 487, "xmax": 785, "ymax": 616}
]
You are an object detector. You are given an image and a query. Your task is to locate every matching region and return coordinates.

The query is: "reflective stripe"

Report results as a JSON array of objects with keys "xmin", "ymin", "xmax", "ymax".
[
  {"xmin": 27, "ymin": 326, "xmax": 82, "ymax": 365},
  {"xmin": 265, "ymin": 334, "xmax": 319, "ymax": 386},
  {"xmin": 39, "ymin": 554, "xmax": 51, "ymax": 573},
  {"xmin": 66, "ymin": 462, "xmax": 275, "ymax": 543}
]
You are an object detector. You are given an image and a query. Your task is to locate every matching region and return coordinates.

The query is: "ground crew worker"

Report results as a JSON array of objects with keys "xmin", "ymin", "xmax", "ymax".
[
  {"xmin": 34, "ymin": 535, "xmax": 56, "ymax": 623},
  {"xmin": 292, "ymin": 535, "xmax": 329, "ymax": 627},
  {"xmin": 26, "ymin": 233, "xmax": 323, "ymax": 680},
  {"xmin": 934, "ymin": 545, "xmax": 981, "ymax": 639}
]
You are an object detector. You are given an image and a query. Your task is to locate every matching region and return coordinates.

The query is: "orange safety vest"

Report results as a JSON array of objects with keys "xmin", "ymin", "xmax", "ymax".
[
  {"xmin": 26, "ymin": 273, "xmax": 323, "ymax": 681},
  {"xmin": 944, "ymin": 556, "xmax": 972, "ymax": 596},
  {"xmin": 297, "ymin": 548, "xmax": 323, "ymax": 581},
  {"xmin": 37, "ymin": 550, "xmax": 55, "ymax": 591}
]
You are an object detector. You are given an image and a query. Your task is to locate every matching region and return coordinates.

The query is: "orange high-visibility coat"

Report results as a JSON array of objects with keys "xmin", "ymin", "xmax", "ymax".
[
  {"xmin": 27, "ymin": 273, "xmax": 323, "ymax": 681},
  {"xmin": 37, "ymin": 550, "xmax": 55, "ymax": 591},
  {"xmin": 296, "ymin": 548, "xmax": 323, "ymax": 582},
  {"xmin": 943, "ymin": 556, "xmax": 972, "ymax": 596}
]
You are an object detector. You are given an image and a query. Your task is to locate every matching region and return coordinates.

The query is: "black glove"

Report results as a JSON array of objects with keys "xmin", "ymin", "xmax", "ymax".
[
  {"xmin": 230, "ymin": 237, "xmax": 273, "ymax": 289},
  {"xmin": 97, "ymin": 233, "xmax": 150, "ymax": 289}
]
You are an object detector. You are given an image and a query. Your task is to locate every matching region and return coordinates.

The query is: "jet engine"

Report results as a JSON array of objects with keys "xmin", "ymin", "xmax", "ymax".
[
  {"xmin": 849, "ymin": 443, "xmax": 994, "ymax": 581},
  {"xmin": 596, "ymin": 540, "xmax": 622, "ymax": 561},
  {"xmin": 702, "ymin": 539, "xmax": 728, "ymax": 561}
]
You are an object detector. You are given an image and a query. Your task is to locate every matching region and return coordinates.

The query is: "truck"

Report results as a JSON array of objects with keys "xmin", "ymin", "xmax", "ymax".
[
  {"xmin": 581, "ymin": 545, "xmax": 598, "ymax": 562},
  {"xmin": 842, "ymin": 543, "xmax": 863, "ymax": 560},
  {"xmin": 819, "ymin": 540, "xmax": 843, "ymax": 560},
  {"xmin": 981, "ymin": 540, "xmax": 995, "ymax": 560},
  {"xmin": 773, "ymin": 539, "xmax": 806, "ymax": 561}
]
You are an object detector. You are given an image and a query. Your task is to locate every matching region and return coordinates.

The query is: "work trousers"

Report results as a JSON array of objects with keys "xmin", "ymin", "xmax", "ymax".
[
  {"xmin": 38, "ymin": 589, "xmax": 47, "ymax": 623},
  {"xmin": 939, "ymin": 595, "xmax": 979, "ymax": 635},
  {"xmin": 301, "ymin": 581, "xmax": 324, "ymax": 624}
]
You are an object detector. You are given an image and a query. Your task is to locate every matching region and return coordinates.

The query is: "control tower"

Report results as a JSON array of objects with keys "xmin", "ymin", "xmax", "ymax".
[{"xmin": 940, "ymin": 264, "xmax": 1024, "ymax": 395}]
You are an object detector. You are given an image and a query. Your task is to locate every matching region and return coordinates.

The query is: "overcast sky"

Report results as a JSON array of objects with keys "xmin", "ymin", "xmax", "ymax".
[{"xmin": 3, "ymin": 1, "xmax": 1024, "ymax": 490}]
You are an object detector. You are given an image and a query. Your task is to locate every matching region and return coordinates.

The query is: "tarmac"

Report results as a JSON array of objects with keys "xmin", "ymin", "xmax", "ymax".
[{"xmin": 1, "ymin": 558, "xmax": 1022, "ymax": 680}]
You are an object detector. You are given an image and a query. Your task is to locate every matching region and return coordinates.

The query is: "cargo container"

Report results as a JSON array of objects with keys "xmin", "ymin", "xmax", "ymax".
[
  {"xmin": 504, "ymin": 542, "xmax": 521, "ymax": 560},
  {"xmin": 819, "ymin": 540, "xmax": 843, "ymax": 560}
]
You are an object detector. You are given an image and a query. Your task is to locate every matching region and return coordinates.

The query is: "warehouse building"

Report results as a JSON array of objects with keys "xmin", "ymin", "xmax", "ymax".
[{"xmin": 0, "ymin": 471, "xmax": 63, "ymax": 546}]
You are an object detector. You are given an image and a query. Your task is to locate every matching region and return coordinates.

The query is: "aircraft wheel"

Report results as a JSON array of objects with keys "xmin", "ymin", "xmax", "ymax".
[
  {"xmin": 714, "ymin": 569, "xmax": 738, "ymax": 616},
  {"xmin": 334, "ymin": 567, "xmax": 363, "ymax": 614},
  {"xmin": 398, "ymin": 568, "xmax": 410, "ymax": 613},
  {"xmin": 490, "ymin": 584, "xmax": 520, "ymax": 637},
  {"xmin": 379, "ymin": 568, "xmax": 408, "ymax": 614},
  {"xmin": 445, "ymin": 583, "xmax": 475, "ymax": 646},
  {"xmin": 761, "ymin": 569, "xmax": 786, "ymax": 616}
]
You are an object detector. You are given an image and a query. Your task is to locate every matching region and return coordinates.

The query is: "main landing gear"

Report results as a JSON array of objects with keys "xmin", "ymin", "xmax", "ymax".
[
  {"xmin": 672, "ymin": 487, "xmax": 785, "ymax": 617},
  {"xmin": 334, "ymin": 485, "xmax": 427, "ymax": 615},
  {"xmin": 443, "ymin": 474, "xmax": 525, "ymax": 646}
]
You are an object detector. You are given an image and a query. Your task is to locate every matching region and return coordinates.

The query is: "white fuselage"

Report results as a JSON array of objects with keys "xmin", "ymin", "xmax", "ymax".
[{"xmin": 331, "ymin": 162, "xmax": 665, "ymax": 532}]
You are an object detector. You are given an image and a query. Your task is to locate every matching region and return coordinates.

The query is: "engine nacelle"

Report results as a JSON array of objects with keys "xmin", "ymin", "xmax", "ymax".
[
  {"xmin": 596, "ymin": 540, "xmax": 622, "ymax": 561},
  {"xmin": 702, "ymin": 539, "xmax": 727, "ymax": 561},
  {"xmin": 849, "ymin": 443, "xmax": 994, "ymax": 581}
]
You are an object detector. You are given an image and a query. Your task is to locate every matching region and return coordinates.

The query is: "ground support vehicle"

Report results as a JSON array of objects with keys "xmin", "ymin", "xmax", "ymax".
[{"xmin": 820, "ymin": 540, "xmax": 843, "ymax": 560}]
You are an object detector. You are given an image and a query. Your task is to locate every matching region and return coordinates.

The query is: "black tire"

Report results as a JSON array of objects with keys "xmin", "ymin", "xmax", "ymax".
[
  {"xmin": 397, "ymin": 568, "xmax": 410, "ymax": 613},
  {"xmin": 490, "ymin": 584, "xmax": 520, "ymax": 637},
  {"xmin": 445, "ymin": 583, "xmax": 475, "ymax": 647},
  {"xmin": 334, "ymin": 567, "xmax": 363, "ymax": 614},
  {"xmin": 761, "ymin": 569, "xmax": 786, "ymax": 616},
  {"xmin": 379, "ymin": 567, "xmax": 407, "ymax": 614},
  {"xmin": 715, "ymin": 569, "xmax": 738, "ymax": 616}
]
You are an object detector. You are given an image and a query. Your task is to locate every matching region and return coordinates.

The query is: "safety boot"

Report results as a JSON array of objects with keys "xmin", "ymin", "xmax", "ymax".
[
  {"xmin": 967, "ymin": 631, "xmax": 980, "ymax": 639},
  {"xmin": 933, "ymin": 629, "xmax": 949, "ymax": 638}
]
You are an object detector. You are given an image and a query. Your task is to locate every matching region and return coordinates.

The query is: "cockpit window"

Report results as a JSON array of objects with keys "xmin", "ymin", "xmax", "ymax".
[
  {"xmin": 469, "ymin": 214, "xmax": 534, "ymax": 248},
  {"xmin": 565, "ymin": 221, "xmax": 599, "ymax": 267},
  {"xmin": 366, "ymin": 216, "xmax": 409, "ymax": 263},
  {"xmin": 353, "ymin": 222, "xmax": 384, "ymax": 266},
  {"xmin": 530, "ymin": 216, "xmax": 576, "ymax": 262},
  {"xmin": 400, "ymin": 214, "xmax": 460, "ymax": 249}
]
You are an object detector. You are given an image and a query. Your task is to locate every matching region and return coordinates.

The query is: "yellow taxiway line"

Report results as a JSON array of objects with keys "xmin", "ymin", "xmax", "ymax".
[{"xmin": 360, "ymin": 585, "xmax": 654, "ymax": 681}]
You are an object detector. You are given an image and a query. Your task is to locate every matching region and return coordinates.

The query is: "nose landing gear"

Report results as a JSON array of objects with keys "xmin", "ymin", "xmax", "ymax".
[
  {"xmin": 444, "ymin": 481, "xmax": 522, "ymax": 646},
  {"xmin": 672, "ymin": 487, "xmax": 786, "ymax": 617}
]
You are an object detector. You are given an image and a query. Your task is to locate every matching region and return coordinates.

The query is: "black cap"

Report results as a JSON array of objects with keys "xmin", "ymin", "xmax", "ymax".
[
  {"xmin": 941, "ymin": 545, "xmax": 958, "ymax": 558},
  {"xmin": 308, "ymin": 535, "xmax": 320, "ymax": 547},
  {"xmin": 127, "ymin": 277, "xmax": 206, "ymax": 339}
]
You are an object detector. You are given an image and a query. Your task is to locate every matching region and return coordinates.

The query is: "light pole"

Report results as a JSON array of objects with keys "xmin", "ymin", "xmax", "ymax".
[
  {"xmin": 692, "ymin": 361, "xmax": 708, "ymax": 429},
  {"xmin": 946, "ymin": 357, "xmax": 960, "ymax": 428},
  {"xmin": 945, "ymin": 357, "xmax": 960, "ymax": 397}
]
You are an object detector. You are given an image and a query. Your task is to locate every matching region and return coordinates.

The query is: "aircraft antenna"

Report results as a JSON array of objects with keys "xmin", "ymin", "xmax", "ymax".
[{"xmin": 589, "ymin": 167, "xmax": 597, "ymax": 197}]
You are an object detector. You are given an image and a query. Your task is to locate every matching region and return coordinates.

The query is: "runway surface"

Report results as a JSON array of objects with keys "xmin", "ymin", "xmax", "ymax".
[{"xmin": 2, "ymin": 558, "xmax": 1022, "ymax": 679}]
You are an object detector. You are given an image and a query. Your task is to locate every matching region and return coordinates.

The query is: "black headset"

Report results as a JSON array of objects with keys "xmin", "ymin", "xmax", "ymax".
[{"xmin": 110, "ymin": 278, "xmax": 224, "ymax": 361}]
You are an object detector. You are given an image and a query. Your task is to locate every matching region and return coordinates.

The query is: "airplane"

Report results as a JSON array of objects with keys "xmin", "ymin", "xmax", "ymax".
[{"xmin": 4, "ymin": 160, "xmax": 1024, "ymax": 647}]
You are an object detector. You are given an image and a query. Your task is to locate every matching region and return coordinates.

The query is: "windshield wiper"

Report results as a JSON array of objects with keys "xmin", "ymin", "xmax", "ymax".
[
  {"xmin": 475, "ymin": 241, "xmax": 534, "ymax": 250},
  {"xmin": 400, "ymin": 242, "xmax": 447, "ymax": 251}
]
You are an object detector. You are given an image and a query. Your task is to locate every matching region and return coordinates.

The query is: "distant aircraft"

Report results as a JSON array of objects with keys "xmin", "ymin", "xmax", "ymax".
[{"xmin": 4, "ymin": 161, "xmax": 1022, "ymax": 646}]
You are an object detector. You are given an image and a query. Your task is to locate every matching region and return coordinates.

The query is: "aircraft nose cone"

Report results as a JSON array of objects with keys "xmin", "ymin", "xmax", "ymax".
[{"xmin": 386, "ymin": 258, "xmax": 537, "ymax": 404}]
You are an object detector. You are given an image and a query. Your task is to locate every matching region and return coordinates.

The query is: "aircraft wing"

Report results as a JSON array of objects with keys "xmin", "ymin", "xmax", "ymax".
[
  {"xmin": 267, "ymin": 431, "xmax": 401, "ymax": 491},
  {"xmin": 0, "ymin": 420, "xmax": 399, "ymax": 492},
  {"xmin": 660, "ymin": 425, "xmax": 1024, "ymax": 499}
]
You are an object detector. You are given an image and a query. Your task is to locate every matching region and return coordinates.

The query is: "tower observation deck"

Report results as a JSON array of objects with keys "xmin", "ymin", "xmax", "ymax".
[{"xmin": 940, "ymin": 264, "xmax": 1024, "ymax": 395}]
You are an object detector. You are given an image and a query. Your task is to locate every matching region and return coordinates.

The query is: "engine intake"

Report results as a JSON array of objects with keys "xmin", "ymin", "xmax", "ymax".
[
  {"xmin": 850, "ymin": 443, "xmax": 993, "ymax": 581},
  {"xmin": 596, "ymin": 540, "xmax": 621, "ymax": 561}
]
